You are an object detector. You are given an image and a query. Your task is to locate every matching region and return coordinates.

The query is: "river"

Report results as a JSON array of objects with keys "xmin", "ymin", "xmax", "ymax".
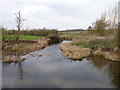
[{"xmin": 2, "ymin": 41, "xmax": 120, "ymax": 88}]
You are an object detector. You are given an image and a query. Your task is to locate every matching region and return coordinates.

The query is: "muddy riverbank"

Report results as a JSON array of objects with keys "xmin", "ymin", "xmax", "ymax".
[
  {"xmin": 2, "ymin": 38, "xmax": 50, "ymax": 63},
  {"xmin": 2, "ymin": 35, "xmax": 63, "ymax": 63},
  {"xmin": 60, "ymin": 42, "xmax": 120, "ymax": 61},
  {"xmin": 60, "ymin": 42, "xmax": 90, "ymax": 60}
]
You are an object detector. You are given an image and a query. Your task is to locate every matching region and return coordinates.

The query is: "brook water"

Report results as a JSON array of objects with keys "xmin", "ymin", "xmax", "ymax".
[{"xmin": 2, "ymin": 41, "xmax": 120, "ymax": 88}]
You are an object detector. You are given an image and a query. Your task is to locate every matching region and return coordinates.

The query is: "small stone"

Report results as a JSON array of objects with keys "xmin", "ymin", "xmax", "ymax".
[
  {"xmin": 31, "ymin": 54, "xmax": 36, "ymax": 57},
  {"xmin": 20, "ymin": 57, "xmax": 26, "ymax": 61},
  {"xmin": 37, "ymin": 53, "xmax": 42, "ymax": 56}
]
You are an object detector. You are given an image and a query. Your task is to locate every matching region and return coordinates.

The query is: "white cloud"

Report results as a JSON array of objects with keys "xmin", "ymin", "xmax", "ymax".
[{"xmin": 0, "ymin": 0, "xmax": 119, "ymax": 30}]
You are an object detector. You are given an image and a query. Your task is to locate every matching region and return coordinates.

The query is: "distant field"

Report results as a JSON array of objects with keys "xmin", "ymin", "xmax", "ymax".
[
  {"xmin": 59, "ymin": 31, "xmax": 81, "ymax": 35},
  {"xmin": 61, "ymin": 34, "xmax": 77, "ymax": 37},
  {"xmin": 59, "ymin": 30, "xmax": 86, "ymax": 35},
  {"xmin": 3, "ymin": 35, "xmax": 43, "ymax": 41},
  {"xmin": 60, "ymin": 34, "xmax": 84, "ymax": 38}
]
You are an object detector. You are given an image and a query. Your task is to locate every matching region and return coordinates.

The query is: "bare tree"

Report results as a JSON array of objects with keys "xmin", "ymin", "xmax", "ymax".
[
  {"xmin": 15, "ymin": 11, "xmax": 26, "ymax": 41},
  {"xmin": 108, "ymin": 6, "xmax": 118, "ymax": 30},
  {"xmin": 93, "ymin": 11, "xmax": 107, "ymax": 29},
  {"xmin": 93, "ymin": 5, "xmax": 118, "ymax": 32}
]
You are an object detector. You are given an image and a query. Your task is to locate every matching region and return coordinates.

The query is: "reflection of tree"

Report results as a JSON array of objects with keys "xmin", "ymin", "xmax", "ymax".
[
  {"xmin": 17, "ymin": 62, "xmax": 24, "ymax": 80},
  {"xmin": 14, "ymin": 60, "xmax": 24, "ymax": 80},
  {"xmin": 88, "ymin": 56, "xmax": 120, "ymax": 88},
  {"xmin": 14, "ymin": 54, "xmax": 23, "ymax": 80},
  {"xmin": 88, "ymin": 56, "xmax": 108, "ymax": 71},
  {"xmin": 107, "ymin": 62, "xmax": 120, "ymax": 88}
]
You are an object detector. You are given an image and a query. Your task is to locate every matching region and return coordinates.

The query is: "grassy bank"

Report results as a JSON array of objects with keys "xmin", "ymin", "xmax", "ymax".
[
  {"xmin": 60, "ymin": 42, "xmax": 90, "ymax": 60},
  {"xmin": 3, "ymin": 35, "xmax": 43, "ymax": 41},
  {"xmin": 72, "ymin": 30, "xmax": 118, "ymax": 49},
  {"xmin": 2, "ymin": 34, "xmax": 62, "ymax": 63},
  {"xmin": 2, "ymin": 37, "xmax": 49, "ymax": 63},
  {"xmin": 60, "ymin": 30, "xmax": 119, "ymax": 61}
]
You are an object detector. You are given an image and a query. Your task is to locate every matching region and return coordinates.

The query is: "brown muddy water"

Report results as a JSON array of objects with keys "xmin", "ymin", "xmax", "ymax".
[{"xmin": 2, "ymin": 41, "xmax": 120, "ymax": 88}]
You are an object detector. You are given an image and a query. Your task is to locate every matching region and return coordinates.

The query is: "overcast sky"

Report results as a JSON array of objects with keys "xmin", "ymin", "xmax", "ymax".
[{"xmin": 0, "ymin": 0, "xmax": 119, "ymax": 30}]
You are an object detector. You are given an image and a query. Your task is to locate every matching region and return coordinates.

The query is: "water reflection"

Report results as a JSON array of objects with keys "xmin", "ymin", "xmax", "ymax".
[
  {"xmin": 17, "ymin": 62, "xmax": 24, "ymax": 80},
  {"xmin": 3, "ymin": 62, "xmax": 24, "ymax": 80},
  {"xmin": 107, "ymin": 62, "xmax": 120, "ymax": 88},
  {"xmin": 88, "ymin": 56, "xmax": 120, "ymax": 88},
  {"xmin": 2, "ymin": 42, "xmax": 120, "ymax": 88}
]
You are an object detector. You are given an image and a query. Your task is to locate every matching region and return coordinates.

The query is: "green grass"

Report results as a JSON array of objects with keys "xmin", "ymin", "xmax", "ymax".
[
  {"xmin": 3, "ymin": 35, "xmax": 43, "ymax": 41},
  {"xmin": 19, "ymin": 35, "xmax": 43, "ymax": 40},
  {"xmin": 59, "ymin": 30, "xmax": 86, "ymax": 35},
  {"xmin": 74, "ymin": 39, "xmax": 118, "ymax": 49},
  {"xmin": 61, "ymin": 34, "xmax": 84, "ymax": 38},
  {"xmin": 89, "ymin": 39, "xmax": 118, "ymax": 49},
  {"xmin": 73, "ymin": 42, "xmax": 90, "ymax": 48}
]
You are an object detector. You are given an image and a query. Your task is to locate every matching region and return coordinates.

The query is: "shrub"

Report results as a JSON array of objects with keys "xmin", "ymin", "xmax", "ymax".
[{"xmin": 48, "ymin": 35, "xmax": 62, "ymax": 44}]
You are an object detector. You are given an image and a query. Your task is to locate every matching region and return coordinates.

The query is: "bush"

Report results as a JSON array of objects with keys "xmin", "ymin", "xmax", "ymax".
[
  {"xmin": 48, "ymin": 35, "xmax": 62, "ymax": 44},
  {"xmin": 89, "ymin": 39, "xmax": 117, "ymax": 49}
]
